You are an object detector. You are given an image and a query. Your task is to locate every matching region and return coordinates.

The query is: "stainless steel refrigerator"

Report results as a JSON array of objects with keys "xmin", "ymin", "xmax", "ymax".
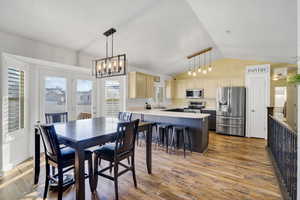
[{"xmin": 216, "ymin": 87, "xmax": 246, "ymax": 136}]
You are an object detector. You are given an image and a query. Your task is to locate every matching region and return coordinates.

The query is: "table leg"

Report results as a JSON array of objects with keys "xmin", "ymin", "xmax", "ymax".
[
  {"xmin": 146, "ymin": 125, "xmax": 152, "ymax": 174},
  {"xmin": 34, "ymin": 128, "xmax": 40, "ymax": 184},
  {"xmin": 75, "ymin": 148, "xmax": 86, "ymax": 200}
]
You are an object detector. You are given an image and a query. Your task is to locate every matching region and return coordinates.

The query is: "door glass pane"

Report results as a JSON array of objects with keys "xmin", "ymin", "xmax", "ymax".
[
  {"xmin": 104, "ymin": 80, "xmax": 120, "ymax": 117},
  {"xmin": 76, "ymin": 80, "xmax": 92, "ymax": 120},
  {"xmin": 45, "ymin": 76, "xmax": 67, "ymax": 114},
  {"xmin": 8, "ymin": 68, "xmax": 25, "ymax": 133}
]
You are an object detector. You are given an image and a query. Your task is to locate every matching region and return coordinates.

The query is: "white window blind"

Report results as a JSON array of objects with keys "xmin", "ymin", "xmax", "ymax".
[
  {"xmin": 8, "ymin": 68, "xmax": 24, "ymax": 133},
  {"xmin": 104, "ymin": 81, "xmax": 120, "ymax": 117}
]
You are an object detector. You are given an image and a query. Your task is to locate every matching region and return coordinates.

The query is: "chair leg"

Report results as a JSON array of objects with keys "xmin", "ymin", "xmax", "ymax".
[
  {"xmin": 170, "ymin": 128, "xmax": 176, "ymax": 151},
  {"xmin": 43, "ymin": 163, "xmax": 50, "ymax": 200},
  {"xmin": 57, "ymin": 168, "xmax": 63, "ymax": 200},
  {"xmin": 127, "ymin": 157, "xmax": 130, "ymax": 165},
  {"xmin": 187, "ymin": 129, "xmax": 192, "ymax": 153},
  {"xmin": 183, "ymin": 130, "xmax": 186, "ymax": 158},
  {"xmin": 88, "ymin": 156, "xmax": 94, "ymax": 193},
  {"xmin": 165, "ymin": 128, "xmax": 169, "ymax": 153},
  {"xmin": 109, "ymin": 161, "xmax": 113, "ymax": 174},
  {"xmin": 131, "ymin": 155, "xmax": 137, "ymax": 188},
  {"xmin": 114, "ymin": 162, "xmax": 119, "ymax": 200},
  {"xmin": 51, "ymin": 166, "xmax": 56, "ymax": 176},
  {"xmin": 93, "ymin": 155, "xmax": 99, "ymax": 191}
]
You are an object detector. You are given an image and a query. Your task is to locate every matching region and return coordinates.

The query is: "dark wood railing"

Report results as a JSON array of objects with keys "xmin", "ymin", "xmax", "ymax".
[{"xmin": 267, "ymin": 115, "xmax": 297, "ymax": 200}]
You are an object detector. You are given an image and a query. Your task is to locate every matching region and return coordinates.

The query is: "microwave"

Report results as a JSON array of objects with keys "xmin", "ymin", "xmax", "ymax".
[{"xmin": 186, "ymin": 89, "xmax": 204, "ymax": 99}]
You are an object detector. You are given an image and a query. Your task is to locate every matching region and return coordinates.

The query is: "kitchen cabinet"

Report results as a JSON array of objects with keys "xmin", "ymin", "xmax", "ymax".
[
  {"xmin": 165, "ymin": 79, "xmax": 175, "ymax": 99},
  {"xmin": 146, "ymin": 75, "xmax": 154, "ymax": 98},
  {"xmin": 202, "ymin": 109, "xmax": 216, "ymax": 130},
  {"xmin": 128, "ymin": 72, "xmax": 154, "ymax": 99},
  {"xmin": 175, "ymin": 79, "xmax": 186, "ymax": 99}
]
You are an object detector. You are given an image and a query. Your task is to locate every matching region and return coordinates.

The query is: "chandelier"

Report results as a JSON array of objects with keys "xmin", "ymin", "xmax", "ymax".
[
  {"xmin": 93, "ymin": 28, "xmax": 126, "ymax": 78},
  {"xmin": 187, "ymin": 47, "xmax": 213, "ymax": 76}
]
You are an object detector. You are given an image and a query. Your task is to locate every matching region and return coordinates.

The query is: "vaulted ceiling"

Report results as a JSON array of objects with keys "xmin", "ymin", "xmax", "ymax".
[{"xmin": 0, "ymin": 0, "xmax": 296, "ymax": 75}]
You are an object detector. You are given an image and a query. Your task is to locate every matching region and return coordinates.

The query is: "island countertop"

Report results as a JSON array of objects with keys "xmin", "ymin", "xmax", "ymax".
[{"xmin": 127, "ymin": 109, "xmax": 210, "ymax": 119}]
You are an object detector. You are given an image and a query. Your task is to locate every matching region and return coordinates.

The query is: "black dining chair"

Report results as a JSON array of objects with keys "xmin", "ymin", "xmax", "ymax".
[
  {"xmin": 38, "ymin": 124, "xmax": 94, "ymax": 200},
  {"xmin": 118, "ymin": 112, "xmax": 132, "ymax": 122},
  {"xmin": 45, "ymin": 112, "xmax": 68, "ymax": 124},
  {"xmin": 45, "ymin": 112, "xmax": 68, "ymax": 176},
  {"xmin": 93, "ymin": 119, "xmax": 139, "ymax": 200}
]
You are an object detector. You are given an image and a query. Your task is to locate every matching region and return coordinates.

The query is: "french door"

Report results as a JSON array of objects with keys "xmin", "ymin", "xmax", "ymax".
[
  {"xmin": 2, "ymin": 56, "xmax": 29, "ymax": 170},
  {"xmin": 40, "ymin": 71, "xmax": 96, "ymax": 122},
  {"xmin": 99, "ymin": 77, "xmax": 126, "ymax": 117}
]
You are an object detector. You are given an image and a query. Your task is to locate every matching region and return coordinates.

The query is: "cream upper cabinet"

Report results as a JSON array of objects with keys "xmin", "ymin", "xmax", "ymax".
[
  {"xmin": 128, "ymin": 71, "xmax": 154, "ymax": 99},
  {"xmin": 146, "ymin": 75, "xmax": 154, "ymax": 98},
  {"xmin": 165, "ymin": 79, "xmax": 175, "ymax": 99},
  {"xmin": 175, "ymin": 79, "xmax": 186, "ymax": 99}
]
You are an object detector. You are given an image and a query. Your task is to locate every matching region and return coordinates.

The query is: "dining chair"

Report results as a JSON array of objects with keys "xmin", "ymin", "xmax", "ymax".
[
  {"xmin": 118, "ymin": 112, "xmax": 132, "ymax": 121},
  {"xmin": 45, "ymin": 112, "xmax": 68, "ymax": 124},
  {"xmin": 45, "ymin": 112, "xmax": 68, "ymax": 176},
  {"xmin": 38, "ymin": 124, "xmax": 94, "ymax": 200},
  {"xmin": 93, "ymin": 119, "xmax": 139, "ymax": 200}
]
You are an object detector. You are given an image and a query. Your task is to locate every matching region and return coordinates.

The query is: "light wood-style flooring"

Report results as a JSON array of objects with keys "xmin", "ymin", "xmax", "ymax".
[{"xmin": 0, "ymin": 132, "xmax": 282, "ymax": 200}]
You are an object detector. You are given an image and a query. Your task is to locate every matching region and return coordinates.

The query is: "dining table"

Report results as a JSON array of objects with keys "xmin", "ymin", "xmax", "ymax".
[{"xmin": 34, "ymin": 117, "xmax": 154, "ymax": 200}]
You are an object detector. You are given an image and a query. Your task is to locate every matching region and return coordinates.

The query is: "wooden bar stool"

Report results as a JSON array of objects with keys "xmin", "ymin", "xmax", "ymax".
[{"xmin": 170, "ymin": 126, "xmax": 192, "ymax": 157}]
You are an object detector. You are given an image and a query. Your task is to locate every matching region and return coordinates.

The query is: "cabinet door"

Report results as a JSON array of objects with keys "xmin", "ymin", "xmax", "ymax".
[
  {"xmin": 165, "ymin": 80, "xmax": 174, "ymax": 99},
  {"xmin": 175, "ymin": 80, "xmax": 186, "ymax": 99},
  {"xmin": 146, "ymin": 75, "xmax": 154, "ymax": 98},
  {"xmin": 136, "ymin": 73, "xmax": 147, "ymax": 98}
]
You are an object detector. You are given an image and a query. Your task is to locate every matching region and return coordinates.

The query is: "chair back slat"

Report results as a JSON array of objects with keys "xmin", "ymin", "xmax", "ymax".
[
  {"xmin": 118, "ymin": 112, "xmax": 132, "ymax": 122},
  {"xmin": 115, "ymin": 119, "xmax": 139, "ymax": 156},
  {"xmin": 38, "ymin": 124, "xmax": 61, "ymax": 160},
  {"xmin": 45, "ymin": 112, "xmax": 68, "ymax": 124}
]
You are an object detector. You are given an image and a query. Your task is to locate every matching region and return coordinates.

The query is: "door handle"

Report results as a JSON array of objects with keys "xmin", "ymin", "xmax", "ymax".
[{"xmin": 251, "ymin": 109, "xmax": 255, "ymax": 112}]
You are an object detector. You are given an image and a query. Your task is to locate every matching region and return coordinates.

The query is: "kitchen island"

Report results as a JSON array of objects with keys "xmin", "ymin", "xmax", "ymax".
[{"xmin": 129, "ymin": 109, "xmax": 210, "ymax": 153}]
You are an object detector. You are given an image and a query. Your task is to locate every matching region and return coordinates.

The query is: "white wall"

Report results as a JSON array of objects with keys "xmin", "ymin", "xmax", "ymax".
[{"xmin": 0, "ymin": 31, "xmax": 96, "ymax": 68}]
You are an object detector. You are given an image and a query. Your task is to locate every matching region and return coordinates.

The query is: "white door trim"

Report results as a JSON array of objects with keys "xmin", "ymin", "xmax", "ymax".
[{"xmin": 245, "ymin": 64, "xmax": 270, "ymax": 138}]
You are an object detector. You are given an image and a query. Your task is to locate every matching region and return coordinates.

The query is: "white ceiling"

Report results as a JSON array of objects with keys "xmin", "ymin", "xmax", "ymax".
[
  {"xmin": 0, "ymin": 0, "xmax": 296, "ymax": 75},
  {"xmin": 186, "ymin": 0, "xmax": 297, "ymax": 64}
]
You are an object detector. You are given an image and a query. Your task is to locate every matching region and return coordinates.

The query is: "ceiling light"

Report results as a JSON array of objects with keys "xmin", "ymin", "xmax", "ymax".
[{"xmin": 93, "ymin": 28, "xmax": 126, "ymax": 78}]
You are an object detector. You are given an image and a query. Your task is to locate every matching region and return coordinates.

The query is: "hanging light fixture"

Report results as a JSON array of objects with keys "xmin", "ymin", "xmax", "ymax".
[
  {"xmin": 202, "ymin": 52, "xmax": 207, "ymax": 74},
  {"xmin": 187, "ymin": 59, "xmax": 192, "ymax": 76},
  {"xmin": 208, "ymin": 50, "xmax": 213, "ymax": 72},
  {"xmin": 197, "ymin": 54, "xmax": 202, "ymax": 73},
  {"xmin": 93, "ymin": 28, "xmax": 126, "ymax": 78},
  {"xmin": 186, "ymin": 47, "xmax": 213, "ymax": 75}
]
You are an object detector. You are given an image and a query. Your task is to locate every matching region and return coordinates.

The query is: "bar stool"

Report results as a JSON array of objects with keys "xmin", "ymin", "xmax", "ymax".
[
  {"xmin": 170, "ymin": 126, "xmax": 192, "ymax": 158},
  {"xmin": 156, "ymin": 123, "xmax": 173, "ymax": 153}
]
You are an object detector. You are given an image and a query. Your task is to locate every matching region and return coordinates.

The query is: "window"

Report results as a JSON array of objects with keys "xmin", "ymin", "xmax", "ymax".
[
  {"xmin": 104, "ymin": 80, "xmax": 120, "ymax": 117},
  {"xmin": 44, "ymin": 77, "xmax": 67, "ymax": 114},
  {"xmin": 8, "ymin": 68, "xmax": 25, "ymax": 133},
  {"xmin": 76, "ymin": 80, "xmax": 92, "ymax": 119}
]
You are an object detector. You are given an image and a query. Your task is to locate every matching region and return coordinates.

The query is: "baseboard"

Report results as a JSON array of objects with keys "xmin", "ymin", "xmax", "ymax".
[{"xmin": 266, "ymin": 147, "xmax": 291, "ymax": 200}]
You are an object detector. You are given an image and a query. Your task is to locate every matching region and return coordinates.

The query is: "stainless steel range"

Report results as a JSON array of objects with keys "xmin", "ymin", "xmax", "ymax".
[{"xmin": 216, "ymin": 87, "xmax": 246, "ymax": 136}]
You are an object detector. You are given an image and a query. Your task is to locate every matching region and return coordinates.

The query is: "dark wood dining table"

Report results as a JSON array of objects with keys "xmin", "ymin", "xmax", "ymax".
[{"xmin": 34, "ymin": 117, "xmax": 153, "ymax": 200}]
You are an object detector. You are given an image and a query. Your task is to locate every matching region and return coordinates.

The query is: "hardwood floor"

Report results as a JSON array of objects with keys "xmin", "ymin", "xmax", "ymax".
[{"xmin": 0, "ymin": 132, "xmax": 282, "ymax": 200}]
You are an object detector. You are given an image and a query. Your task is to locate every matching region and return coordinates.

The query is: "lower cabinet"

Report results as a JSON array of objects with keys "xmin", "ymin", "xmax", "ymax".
[{"xmin": 201, "ymin": 109, "xmax": 216, "ymax": 131}]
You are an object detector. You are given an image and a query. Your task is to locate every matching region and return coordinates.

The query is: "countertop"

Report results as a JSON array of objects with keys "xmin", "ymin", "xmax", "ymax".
[{"xmin": 127, "ymin": 109, "xmax": 210, "ymax": 119}]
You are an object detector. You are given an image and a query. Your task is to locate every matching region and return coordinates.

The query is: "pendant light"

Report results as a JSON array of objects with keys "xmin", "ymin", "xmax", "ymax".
[
  {"xmin": 192, "ymin": 57, "xmax": 196, "ymax": 76},
  {"xmin": 202, "ymin": 52, "xmax": 207, "ymax": 74},
  {"xmin": 187, "ymin": 59, "xmax": 192, "ymax": 76},
  {"xmin": 93, "ymin": 28, "xmax": 126, "ymax": 78},
  {"xmin": 208, "ymin": 50, "xmax": 212, "ymax": 72},
  {"xmin": 197, "ymin": 54, "xmax": 202, "ymax": 73}
]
